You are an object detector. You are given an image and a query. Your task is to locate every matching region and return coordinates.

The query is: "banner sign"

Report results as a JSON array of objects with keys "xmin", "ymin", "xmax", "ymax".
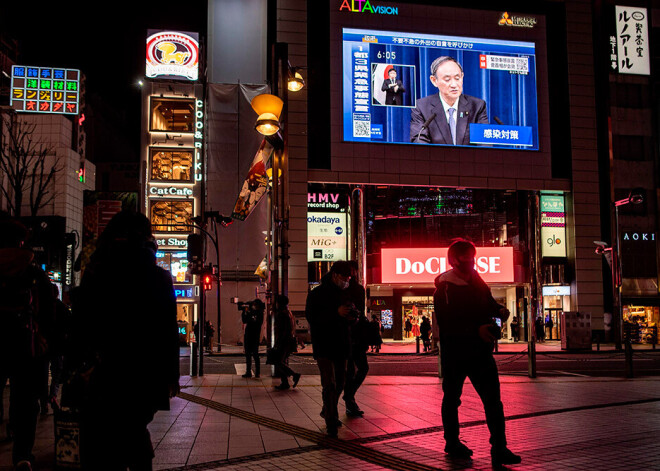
[
  {"xmin": 11, "ymin": 65, "xmax": 80, "ymax": 114},
  {"xmin": 146, "ymin": 30, "xmax": 199, "ymax": 81},
  {"xmin": 307, "ymin": 188, "xmax": 349, "ymax": 262},
  {"xmin": 540, "ymin": 194, "xmax": 567, "ymax": 258},
  {"xmin": 381, "ymin": 247, "xmax": 514, "ymax": 284},
  {"xmin": 615, "ymin": 6, "xmax": 649, "ymax": 75},
  {"xmin": 231, "ymin": 141, "xmax": 273, "ymax": 221}
]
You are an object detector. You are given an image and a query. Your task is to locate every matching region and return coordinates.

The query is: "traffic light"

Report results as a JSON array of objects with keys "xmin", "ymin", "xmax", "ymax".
[
  {"xmin": 202, "ymin": 271, "xmax": 213, "ymax": 291},
  {"xmin": 187, "ymin": 234, "xmax": 205, "ymax": 274}
]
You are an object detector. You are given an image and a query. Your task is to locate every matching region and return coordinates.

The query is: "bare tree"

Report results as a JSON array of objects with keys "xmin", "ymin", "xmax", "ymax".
[{"xmin": 0, "ymin": 113, "xmax": 62, "ymax": 217}]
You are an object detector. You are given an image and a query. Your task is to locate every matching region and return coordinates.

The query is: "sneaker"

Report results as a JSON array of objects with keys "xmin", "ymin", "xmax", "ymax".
[
  {"xmin": 241, "ymin": 373, "xmax": 252, "ymax": 378},
  {"xmin": 292, "ymin": 373, "xmax": 301, "ymax": 388},
  {"xmin": 491, "ymin": 447, "xmax": 521, "ymax": 466},
  {"xmin": 444, "ymin": 441, "xmax": 473, "ymax": 459}
]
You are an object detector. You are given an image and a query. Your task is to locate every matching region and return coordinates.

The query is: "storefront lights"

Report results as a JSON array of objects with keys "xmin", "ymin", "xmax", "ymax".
[
  {"xmin": 251, "ymin": 94, "xmax": 283, "ymax": 136},
  {"xmin": 287, "ymin": 71, "xmax": 305, "ymax": 92}
]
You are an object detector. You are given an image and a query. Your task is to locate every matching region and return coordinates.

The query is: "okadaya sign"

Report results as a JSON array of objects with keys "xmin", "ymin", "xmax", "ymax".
[
  {"xmin": 307, "ymin": 212, "xmax": 348, "ymax": 262},
  {"xmin": 381, "ymin": 247, "xmax": 514, "ymax": 284}
]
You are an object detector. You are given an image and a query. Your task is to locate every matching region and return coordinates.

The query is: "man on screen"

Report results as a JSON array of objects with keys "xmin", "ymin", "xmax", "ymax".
[
  {"xmin": 410, "ymin": 56, "xmax": 488, "ymax": 145},
  {"xmin": 381, "ymin": 68, "xmax": 405, "ymax": 106}
]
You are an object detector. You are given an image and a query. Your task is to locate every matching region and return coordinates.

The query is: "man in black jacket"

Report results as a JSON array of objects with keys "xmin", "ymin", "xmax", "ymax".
[
  {"xmin": 343, "ymin": 261, "xmax": 368, "ymax": 416},
  {"xmin": 433, "ymin": 239, "xmax": 520, "ymax": 467},
  {"xmin": 305, "ymin": 261, "xmax": 354, "ymax": 437}
]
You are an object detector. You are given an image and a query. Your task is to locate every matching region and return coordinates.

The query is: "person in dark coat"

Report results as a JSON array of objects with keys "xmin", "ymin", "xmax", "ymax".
[
  {"xmin": 241, "ymin": 299, "xmax": 264, "ymax": 378},
  {"xmin": 272, "ymin": 295, "xmax": 301, "ymax": 390},
  {"xmin": 305, "ymin": 261, "xmax": 354, "ymax": 437},
  {"xmin": 420, "ymin": 316, "xmax": 432, "ymax": 352},
  {"xmin": 535, "ymin": 317, "xmax": 545, "ymax": 342},
  {"xmin": 381, "ymin": 68, "xmax": 406, "ymax": 105},
  {"xmin": 509, "ymin": 316, "xmax": 520, "ymax": 342},
  {"xmin": 0, "ymin": 213, "xmax": 55, "ymax": 470},
  {"xmin": 70, "ymin": 210, "xmax": 180, "ymax": 470},
  {"xmin": 545, "ymin": 316, "xmax": 554, "ymax": 340},
  {"xmin": 433, "ymin": 239, "xmax": 520, "ymax": 467},
  {"xmin": 369, "ymin": 314, "xmax": 383, "ymax": 353},
  {"xmin": 343, "ymin": 261, "xmax": 369, "ymax": 416}
]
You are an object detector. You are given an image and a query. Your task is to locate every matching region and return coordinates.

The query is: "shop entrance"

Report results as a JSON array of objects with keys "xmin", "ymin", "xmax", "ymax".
[
  {"xmin": 401, "ymin": 296, "xmax": 433, "ymax": 340},
  {"xmin": 623, "ymin": 304, "xmax": 659, "ymax": 344},
  {"xmin": 542, "ymin": 293, "xmax": 570, "ymax": 340}
]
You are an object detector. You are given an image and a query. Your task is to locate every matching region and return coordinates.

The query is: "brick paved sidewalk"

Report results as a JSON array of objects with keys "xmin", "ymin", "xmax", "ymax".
[{"xmin": 1, "ymin": 373, "xmax": 659, "ymax": 470}]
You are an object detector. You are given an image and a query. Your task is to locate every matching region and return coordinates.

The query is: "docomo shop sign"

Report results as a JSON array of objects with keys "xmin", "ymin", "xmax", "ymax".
[{"xmin": 381, "ymin": 247, "xmax": 514, "ymax": 284}]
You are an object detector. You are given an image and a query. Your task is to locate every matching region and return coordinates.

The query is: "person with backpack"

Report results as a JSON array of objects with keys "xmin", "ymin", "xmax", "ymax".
[{"xmin": 0, "ymin": 212, "xmax": 55, "ymax": 471}]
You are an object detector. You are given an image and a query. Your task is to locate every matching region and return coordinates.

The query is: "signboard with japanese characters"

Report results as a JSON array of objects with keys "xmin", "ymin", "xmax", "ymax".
[
  {"xmin": 10, "ymin": 66, "xmax": 80, "ymax": 115},
  {"xmin": 540, "ymin": 194, "xmax": 567, "ymax": 258},
  {"xmin": 307, "ymin": 189, "xmax": 349, "ymax": 262},
  {"xmin": 614, "ymin": 6, "xmax": 649, "ymax": 75}
]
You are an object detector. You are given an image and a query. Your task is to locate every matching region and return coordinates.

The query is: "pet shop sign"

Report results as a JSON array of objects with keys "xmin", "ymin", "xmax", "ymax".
[{"xmin": 146, "ymin": 30, "xmax": 199, "ymax": 81}]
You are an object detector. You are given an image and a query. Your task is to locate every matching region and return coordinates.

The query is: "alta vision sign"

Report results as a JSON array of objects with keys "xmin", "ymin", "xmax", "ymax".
[{"xmin": 339, "ymin": 0, "xmax": 399, "ymax": 15}]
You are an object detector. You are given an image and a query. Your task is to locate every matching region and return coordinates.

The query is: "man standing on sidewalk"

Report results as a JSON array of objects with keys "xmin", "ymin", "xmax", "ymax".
[
  {"xmin": 305, "ymin": 261, "xmax": 354, "ymax": 437},
  {"xmin": 343, "ymin": 261, "xmax": 369, "ymax": 417},
  {"xmin": 433, "ymin": 239, "xmax": 521, "ymax": 467}
]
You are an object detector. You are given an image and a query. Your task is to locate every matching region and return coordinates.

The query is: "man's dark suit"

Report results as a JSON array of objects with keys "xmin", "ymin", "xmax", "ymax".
[
  {"xmin": 410, "ymin": 93, "xmax": 488, "ymax": 145},
  {"xmin": 381, "ymin": 78, "xmax": 405, "ymax": 105}
]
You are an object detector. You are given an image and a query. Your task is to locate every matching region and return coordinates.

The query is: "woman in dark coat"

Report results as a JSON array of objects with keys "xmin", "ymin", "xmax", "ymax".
[
  {"xmin": 273, "ymin": 295, "xmax": 301, "ymax": 390},
  {"xmin": 70, "ymin": 210, "xmax": 180, "ymax": 470}
]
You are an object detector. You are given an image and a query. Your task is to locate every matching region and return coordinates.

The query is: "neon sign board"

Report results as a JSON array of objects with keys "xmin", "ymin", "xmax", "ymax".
[
  {"xmin": 10, "ymin": 66, "xmax": 80, "ymax": 115},
  {"xmin": 381, "ymin": 247, "xmax": 514, "ymax": 283},
  {"xmin": 146, "ymin": 30, "xmax": 199, "ymax": 81}
]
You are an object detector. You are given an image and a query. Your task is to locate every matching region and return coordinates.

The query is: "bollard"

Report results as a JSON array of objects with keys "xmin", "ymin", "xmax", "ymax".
[
  {"xmin": 190, "ymin": 342, "xmax": 198, "ymax": 376},
  {"xmin": 416, "ymin": 336, "xmax": 420, "ymax": 353},
  {"xmin": 624, "ymin": 338, "xmax": 633, "ymax": 378}
]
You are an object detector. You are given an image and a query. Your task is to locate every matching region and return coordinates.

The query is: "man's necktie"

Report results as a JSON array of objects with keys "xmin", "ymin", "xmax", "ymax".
[{"xmin": 448, "ymin": 108, "xmax": 456, "ymax": 145}]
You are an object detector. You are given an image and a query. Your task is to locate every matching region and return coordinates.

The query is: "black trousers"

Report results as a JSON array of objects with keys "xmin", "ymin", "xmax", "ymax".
[
  {"xmin": 316, "ymin": 357, "xmax": 346, "ymax": 428},
  {"xmin": 0, "ymin": 355, "xmax": 43, "ymax": 465},
  {"xmin": 441, "ymin": 348, "xmax": 507, "ymax": 449},
  {"xmin": 343, "ymin": 349, "xmax": 369, "ymax": 403},
  {"xmin": 275, "ymin": 345, "xmax": 296, "ymax": 383},
  {"xmin": 245, "ymin": 349, "xmax": 260, "ymax": 376}
]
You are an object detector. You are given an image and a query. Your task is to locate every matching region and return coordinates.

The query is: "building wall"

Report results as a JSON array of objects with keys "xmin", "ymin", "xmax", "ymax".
[{"xmin": 278, "ymin": 0, "xmax": 604, "ymax": 325}]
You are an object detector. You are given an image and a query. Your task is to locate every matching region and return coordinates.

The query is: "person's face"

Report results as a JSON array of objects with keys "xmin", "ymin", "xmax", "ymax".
[
  {"xmin": 450, "ymin": 252, "xmax": 475, "ymax": 275},
  {"xmin": 332, "ymin": 272, "xmax": 350, "ymax": 290},
  {"xmin": 430, "ymin": 60, "xmax": 463, "ymax": 104},
  {"xmin": 388, "ymin": 70, "xmax": 397, "ymax": 80}
]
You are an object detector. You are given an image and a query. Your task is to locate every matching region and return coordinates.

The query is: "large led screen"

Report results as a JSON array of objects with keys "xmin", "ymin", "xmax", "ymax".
[{"xmin": 342, "ymin": 28, "xmax": 539, "ymax": 150}]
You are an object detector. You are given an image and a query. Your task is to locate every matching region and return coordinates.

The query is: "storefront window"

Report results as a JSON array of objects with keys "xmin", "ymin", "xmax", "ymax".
[
  {"xmin": 150, "ymin": 148, "xmax": 194, "ymax": 182},
  {"xmin": 150, "ymin": 200, "xmax": 193, "ymax": 232},
  {"xmin": 156, "ymin": 250, "xmax": 192, "ymax": 283},
  {"xmin": 623, "ymin": 304, "xmax": 659, "ymax": 344},
  {"xmin": 150, "ymin": 98, "xmax": 195, "ymax": 132}
]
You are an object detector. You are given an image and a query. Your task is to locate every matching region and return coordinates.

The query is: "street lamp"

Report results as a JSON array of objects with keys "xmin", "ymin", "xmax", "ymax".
[{"xmin": 607, "ymin": 188, "xmax": 644, "ymax": 351}]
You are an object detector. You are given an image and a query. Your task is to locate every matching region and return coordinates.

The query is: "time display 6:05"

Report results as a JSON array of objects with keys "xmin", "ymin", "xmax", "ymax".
[{"xmin": 376, "ymin": 51, "xmax": 396, "ymax": 59}]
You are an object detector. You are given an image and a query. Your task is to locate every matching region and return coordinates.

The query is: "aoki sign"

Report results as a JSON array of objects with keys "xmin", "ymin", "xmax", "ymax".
[{"xmin": 381, "ymin": 247, "xmax": 514, "ymax": 284}]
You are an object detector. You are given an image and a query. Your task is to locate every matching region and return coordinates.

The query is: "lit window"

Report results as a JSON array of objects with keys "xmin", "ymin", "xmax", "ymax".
[
  {"xmin": 150, "ymin": 200, "xmax": 193, "ymax": 232},
  {"xmin": 150, "ymin": 148, "xmax": 194, "ymax": 181},
  {"xmin": 150, "ymin": 98, "xmax": 195, "ymax": 132}
]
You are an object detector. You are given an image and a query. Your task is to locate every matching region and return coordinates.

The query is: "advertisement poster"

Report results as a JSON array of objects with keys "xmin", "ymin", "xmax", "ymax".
[
  {"xmin": 540, "ymin": 194, "xmax": 566, "ymax": 258},
  {"xmin": 615, "ymin": 6, "xmax": 649, "ymax": 75},
  {"xmin": 231, "ymin": 140, "xmax": 273, "ymax": 221},
  {"xmin": 307, "ymin": 187, "xmax": 349, "ymax": 262}
]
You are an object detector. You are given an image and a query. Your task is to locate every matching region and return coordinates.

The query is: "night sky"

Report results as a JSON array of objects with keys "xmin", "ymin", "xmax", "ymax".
[{"xmin": 0, "ymin": 1, "xmax": 207, "ymax": 163}]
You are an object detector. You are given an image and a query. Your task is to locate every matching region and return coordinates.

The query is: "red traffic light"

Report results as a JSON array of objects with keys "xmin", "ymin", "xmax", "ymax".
[{"xmin": 203, "ymin": 274, "xmax": 213, "ymax": 291}]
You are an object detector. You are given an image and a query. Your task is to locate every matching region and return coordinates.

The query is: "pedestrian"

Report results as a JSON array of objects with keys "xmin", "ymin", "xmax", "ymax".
[
  {"xmin": 404, "ymin": 316, "xmax": 413, "ymax": 339},
  {"xmin": 433, "ymin": 239, "xmax": 521, "ymax": 466},
  {"xmin": 420, "ymin": 316, "xmax": 432, "ymax": 352},
  {"xmin": 545, "ymin": 316, "xmax": 554, "ymax": 340},
  {"xmin": 510, "ymin": 315, "xmax": 520, "ymax": 342},
  {"xmin": 0, "ymin": 212, "xmax": 55, "ymax": 471},
  {"xmin": 343, "ymin": 260, "xmax": 369, "ymax": 417},
  {"xmin": 369, "ymin": 314, "xmax": 383, "ymax": 353},
  {"xmin": 305, "ymin": 261, "xmax": 354, "ymax": 437},
  {"xmin": 68, "ymin": 210, "xmax": 180, "ymax": 470},
  {"xmin": 241, "ymin": 299, "xmax": 264, "ymax": 378},
  {"xmin": 272, "ymin": 295, "xmax": 301, "ymax": 390},
  {"xmin": 204, "ymin": 320, "xmax": 215, "ymax": 352},
  {"xmin": 535, "ymin": 317, "xmax": 545, "ymax": 342}
]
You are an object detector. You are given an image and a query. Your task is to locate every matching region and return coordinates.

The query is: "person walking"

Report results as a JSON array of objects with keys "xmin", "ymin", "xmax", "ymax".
[
  {"xmin": 369, "ymin": 314, "xmax": 383, "ymax": 353},
  {"xmin": 404, "ymin": 316, "xmax": 413, "ymax": 339},
  {"xmin": 242, "ymin": 299, "xmax": 264, "ymax": 378},
  {"xmin": 305, "ymin": 261, "xmax": 354, "ymax": 437},
  {"xmin": 69, "ymin": 210, "xmax": 180, "ymax": 471},
  {"xmin": 535, "ymin": 317, "xmax": 545, "ymax": 342},
  {"xmin": 420, "ymin": 316, "xmax": 432, "ymax": 352},
  {"xmin": 545, "ymin": 316, "xmax": 554, "ymax": 341},
  {"xmin": 204, "ymin": 320, "xmax": 215, "ymax": 353},
  {"xmin": 272, "ymin": 295, "xmax": 301, "ymax": 390},
  {"xmin": 433, "ymin": 239, "xmax": 521, "ymax": 467},
  {"xmin": 510, "ymin": 315, "xmax": 520, "ymax": 342},
  {"xmin": 0, "ymin": 213, "xmax": 55, "ymax": 471},
  {"xmin": 343, "ymin": 261, "xmax": 369, "ymax": 417}
]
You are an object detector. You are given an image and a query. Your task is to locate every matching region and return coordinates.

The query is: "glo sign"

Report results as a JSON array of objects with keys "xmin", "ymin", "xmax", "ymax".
[
  {"xmin": 540, "ymin": 194, "xmax": 567, "ymax": 258},
  {"xmin": 11, "ymin": 66, "xmax": 80, "ymax": 115}
]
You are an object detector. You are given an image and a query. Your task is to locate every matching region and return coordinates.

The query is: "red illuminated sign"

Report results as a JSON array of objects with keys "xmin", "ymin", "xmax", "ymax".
[{"xmin": 381, "ymin": 247, "xmax": 514, "ymax": 284}]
